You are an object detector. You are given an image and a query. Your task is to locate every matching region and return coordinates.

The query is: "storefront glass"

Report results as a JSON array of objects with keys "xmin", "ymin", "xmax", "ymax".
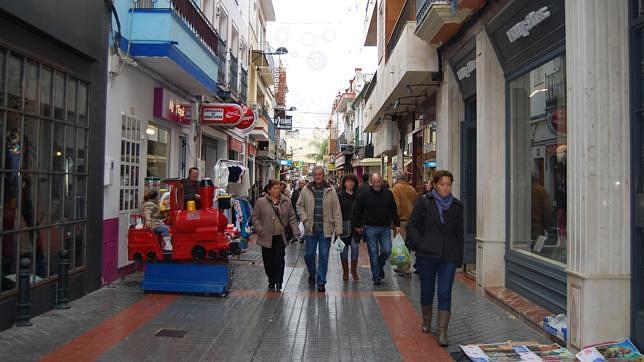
[
  {"xmin": 146, "ymin": 123, "xmax": 169, "ymax": 179},
  {"xmin": 509, "ymin": 56, "xmax": 567, "ymax": 265},
  {"xmin": 1, "ymin": 47, "xmax": 89, "ymax": 292}
]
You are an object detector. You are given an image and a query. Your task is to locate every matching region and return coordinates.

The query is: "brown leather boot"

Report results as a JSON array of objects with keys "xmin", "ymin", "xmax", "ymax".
[
  {"xmin": 351, "ymin": 260, "xmax": 360, "ymax": 280},
  {"xmin": 341, "ymin": 260, "xmax": 349, "ymax": 281},
  {"xmin": 437, "ymin": 311, "xmax": 450, "ymax": 346},
  {"xmin": 421, "ymin": 305, "xmax": 432, "ymax": 333}
]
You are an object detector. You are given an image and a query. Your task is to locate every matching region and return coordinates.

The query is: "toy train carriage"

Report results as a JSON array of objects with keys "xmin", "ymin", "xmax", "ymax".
[{"xmin": 128, "ymin": 178, "xmax": 239, "ymax": 263}]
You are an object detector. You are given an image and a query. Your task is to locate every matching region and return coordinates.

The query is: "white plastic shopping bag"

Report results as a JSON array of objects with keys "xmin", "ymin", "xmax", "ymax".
[
  {"xmin": 298, "ymin": 221, "xmax": 305, "ymax": 236},
  {"xmin": 391, "ymin": 233, "xmax": 411, "ymax": 267},
  {"xmin": 333, "ymin": 235, "xmax": 346, "ymax": 252}
]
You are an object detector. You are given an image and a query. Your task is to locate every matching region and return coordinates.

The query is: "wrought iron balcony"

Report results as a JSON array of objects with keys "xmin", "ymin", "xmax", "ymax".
[
  {"xmin": 229, "ymin": 54, "xmax": 239, "ymax": 95},
  {"xmin": 240, "ymin": 68, "xmax": 248, "ymax": 103},
  {"xmin": 217, "ymin": 37, "xmax": 227, "ymax": 85}
]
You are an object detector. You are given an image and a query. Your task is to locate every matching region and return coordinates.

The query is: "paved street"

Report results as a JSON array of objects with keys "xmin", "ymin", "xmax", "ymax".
[{"xmin": 0, "ymin": 242, "xmax": 546, "ymax": 361}]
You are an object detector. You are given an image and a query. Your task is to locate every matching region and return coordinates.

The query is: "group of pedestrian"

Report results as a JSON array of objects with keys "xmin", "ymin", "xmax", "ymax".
[{"xmin": 251, "ymin": 165, "xmax": 463, "ymax": 346}]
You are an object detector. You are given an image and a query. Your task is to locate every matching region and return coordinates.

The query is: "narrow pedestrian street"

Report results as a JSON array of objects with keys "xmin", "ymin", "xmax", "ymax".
[{"xmin": 0, "ymin": 243, "xmax": 545, "ymax": 361}]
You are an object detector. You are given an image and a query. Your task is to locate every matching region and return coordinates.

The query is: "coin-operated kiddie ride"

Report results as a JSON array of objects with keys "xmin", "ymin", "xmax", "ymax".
[{"xmin": 128, "ymin": 178, "xmax": 239, "ymax": 296}]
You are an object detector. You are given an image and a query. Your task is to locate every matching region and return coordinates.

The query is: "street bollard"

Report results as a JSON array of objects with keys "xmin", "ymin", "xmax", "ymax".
[
  {"xmin": 54, "ymin": 249, "xmax": 70, "ymax": 310},
  {"xmin": 16, "ymin": 257, "xmax": 33, "ymax": 327}
]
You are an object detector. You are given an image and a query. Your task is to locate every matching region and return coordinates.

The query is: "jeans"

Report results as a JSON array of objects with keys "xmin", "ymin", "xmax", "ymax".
[
  {"xmin": 340, "ymin": 237, "xmax": 359, "ymax": 262},
  {"xmin": 416, "ymin": 256, "xmax": 457, "ymax": 311},
  {"xmin": 305, "ymin": 231, "xmax": 331, "ymax": 285},
  {"xmin": 363, "ymin": 226, "xmax": 392, "ymax": 281},
  {"xmin": 154, "ymin": 224, "xmax": 170, "ymax": 237},
  {"xmin": 262, "ymin": 235, "xmax": 286, "ymax": 284}
]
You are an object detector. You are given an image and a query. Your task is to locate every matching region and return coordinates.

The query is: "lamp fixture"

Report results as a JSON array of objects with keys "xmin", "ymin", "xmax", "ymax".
[{"xmin": 146, "ymin": 126, "xmax": 156, "ymax": 135}]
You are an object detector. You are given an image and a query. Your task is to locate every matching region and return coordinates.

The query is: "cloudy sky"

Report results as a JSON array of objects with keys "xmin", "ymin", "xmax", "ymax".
[{"xmin": 267, "ymin": 0, "xmax": 377, "ymax": 136}]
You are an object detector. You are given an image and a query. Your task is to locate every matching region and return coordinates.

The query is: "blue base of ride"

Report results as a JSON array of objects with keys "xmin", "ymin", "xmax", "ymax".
[{"xmin": 142, "ymin": 262, "xmax": 231, "ymax": 295}]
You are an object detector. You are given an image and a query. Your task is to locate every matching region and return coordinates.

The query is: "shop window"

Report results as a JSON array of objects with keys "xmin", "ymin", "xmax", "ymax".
[
  {"xmin": 120, "ymin": 115, "xmax": 141, "ymax": 211},
  {"xmin": 146, "ymin": 123, "xmax": 169, "ymax": 179},
  {"xmin": 509, "ymin": 56, "xmax": 567, "ymax": 265},
  {"xmin": 0, "ymin": 46, "xmax": 89, "ymax": 293}
]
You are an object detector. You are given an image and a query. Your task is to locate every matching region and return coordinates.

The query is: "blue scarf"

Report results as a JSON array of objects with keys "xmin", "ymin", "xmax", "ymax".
[{"xmin": 432, "ymin": 189, "xmax": 453, "ymax": 224}]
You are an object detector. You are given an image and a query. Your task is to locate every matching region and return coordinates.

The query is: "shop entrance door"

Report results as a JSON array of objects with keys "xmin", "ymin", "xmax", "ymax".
[
  {"xmin": 630, "ymin": 0, "xmax": 644, "ymax": 348},
  {"xmin": 461, "ymin": 97, "xmax": 477, "ymax": 269},
  {"xmin": 202, "ymin": 138, "xmax": 218, "ymax": 180}
]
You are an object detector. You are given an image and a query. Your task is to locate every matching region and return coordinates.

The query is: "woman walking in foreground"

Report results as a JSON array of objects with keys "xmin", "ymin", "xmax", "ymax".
[{"xmin": 406, "ymin": 170, "xmax": 464, "ymax": 346}]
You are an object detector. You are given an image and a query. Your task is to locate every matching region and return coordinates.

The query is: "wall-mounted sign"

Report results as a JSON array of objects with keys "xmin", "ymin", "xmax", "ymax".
[
  {"xmin": 456, "ymin": 60, "xmax": 476, "ymax": 80},
  {"xmin": 506, "ymin": 6, "xmax": 551, "ymax": 43},
  {"xmin": 487, "ymin": 0, "xmax": 564, "ymax": 76},
  {"xmin": 423, "ymin": 160, "xmax": 437, "ymax": 168},
  {"xmin": 275, "ymin": 115, "xmax": 293, "ymax": 130},
  {"xmin": 335, "ymin": 155, "xmax": 346, "ymax": 168},
  {"xmin": 201, "ymin": 103, "xmax": 243, "ymax": 126},
  {"xmin": 236, "ymin": 104, "xmax": 256, "ymax": 130},
  {"xmin": 153, "ymin": 87, "xmax": 192, "ymax": 125}
]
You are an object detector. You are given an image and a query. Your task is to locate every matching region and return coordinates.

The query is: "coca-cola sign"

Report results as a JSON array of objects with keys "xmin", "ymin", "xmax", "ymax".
[
  {"xmin": 200, "ymin": 103, "xmax": 243, "ymax": 126},
  {"xmin": 236, "ymin": 104, "xmax": 256, "ymax": 130}
]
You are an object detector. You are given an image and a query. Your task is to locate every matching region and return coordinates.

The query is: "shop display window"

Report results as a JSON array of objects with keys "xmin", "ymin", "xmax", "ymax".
[
  {"xmin": 509, "ymin": 56, "xmax": 567, "ymax": 265},
  {"xmin": 0, "ymin": 46, "xmax": 89, "ymax": 293},
  {"xmin": 146, "ymin": 123, "xmax": 169, "ymax": 179}
]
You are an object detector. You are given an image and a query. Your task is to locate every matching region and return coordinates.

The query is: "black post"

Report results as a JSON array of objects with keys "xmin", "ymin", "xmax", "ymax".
[
  {"xmin": 16, "ymin": 257, "xmax": 32, "ymax": 327},
  {"xmin": 54, "ymin": 249, "xmax": 70, "ymax": 310}
]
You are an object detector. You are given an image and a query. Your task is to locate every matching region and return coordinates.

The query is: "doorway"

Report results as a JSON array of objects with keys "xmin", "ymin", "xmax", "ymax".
[
  {"xmin": 202, "ymin": 137, "xmax": 219, "ymax": 180},
  {"xmin": 461, "ymin": 97, "xmax": 477, "ymax": 274}
]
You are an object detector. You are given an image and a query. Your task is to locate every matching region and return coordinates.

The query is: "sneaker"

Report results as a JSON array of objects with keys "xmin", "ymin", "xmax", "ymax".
[
  {"xmin": 308, "ymin": 275, "xmax": 316, "ymax": 287},
  {"xmin": 373, "ymin": 279, "xmax": 382, "ymax": 286},
  {"xmin": 317, "ymin": 284, "xmax": 326, "ymax": 292},
  {"xmin": 276, "ymin": 283, "xmax": 283, "ymax": 291}
]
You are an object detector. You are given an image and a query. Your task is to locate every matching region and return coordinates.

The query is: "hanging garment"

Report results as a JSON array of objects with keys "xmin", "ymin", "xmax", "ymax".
[{"xmin": 228, "ymin": 166, "xmax": 244, "ymax": 183}]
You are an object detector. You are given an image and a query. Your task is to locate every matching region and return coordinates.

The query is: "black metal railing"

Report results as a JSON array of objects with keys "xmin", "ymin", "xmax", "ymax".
[
  {"xmin": 133, "ymin": 0, "xmax": 224, "ymax": 58},
  {"xmin": 416, "ymin": 0, "xmax": 451, "ymax": 24},
  {"xmin": 363, "ymin": 72, "xmax": 377, "ymax": 102},
  {"xmin": 229, "ymin": 54, "xmax": 239, "ymax": 94},
  {"xmin": 240, "ymin": 68, "xmax": 248, "ymax": 103},
  {"xmin": 387, "ymin": 0, "xmax": 416, "ymax": 61},
  {"xmin": 217, "ymin": 38, "xmax": 227, "ymax": 85}
]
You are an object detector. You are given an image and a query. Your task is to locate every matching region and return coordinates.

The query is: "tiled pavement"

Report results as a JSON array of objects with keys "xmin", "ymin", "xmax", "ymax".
[{"xmin": 0, "ymin": 242, "xmax": 548, "ymax": 361}]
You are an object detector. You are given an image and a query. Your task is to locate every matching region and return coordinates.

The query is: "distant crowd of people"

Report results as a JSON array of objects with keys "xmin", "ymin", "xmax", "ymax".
[{"xmin": 251, "ymin": 166, "xmax": 463, "ymax": 346}]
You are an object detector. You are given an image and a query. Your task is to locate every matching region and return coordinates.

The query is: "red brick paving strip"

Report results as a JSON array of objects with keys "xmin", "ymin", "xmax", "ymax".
[
  {"xmin": 374, "ymin": 291, "xmax": 454, "ymax": 362},
  {"xmin": 41, "ymin": 294, "xmax": 178, "ymax": 362}
]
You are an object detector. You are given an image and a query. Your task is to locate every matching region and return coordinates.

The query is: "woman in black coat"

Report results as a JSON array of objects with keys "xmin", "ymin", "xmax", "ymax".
[
  {"xmin": 337, "ymin": 174, "xmax": 360, "ymax": 281},
  {"xmin": 406, "ymin": 170, "xmax": 463, "ymax": 346}
]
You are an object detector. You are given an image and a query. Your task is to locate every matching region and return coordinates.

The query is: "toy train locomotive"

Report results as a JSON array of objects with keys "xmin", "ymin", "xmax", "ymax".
[{"xmin": 128, "ymin": 178, "xmax": 241, "ymax": 264}]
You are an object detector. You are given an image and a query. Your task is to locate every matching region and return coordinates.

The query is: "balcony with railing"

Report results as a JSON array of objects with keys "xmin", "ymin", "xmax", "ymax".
[
  {"xmin": 240, "ymin": 68, "xmax": 248, "ymax": 103},
  {"xmin": 252, "ymin": 42, "xmax": 276, "ymax": 86},
  {"xmin": 122, "ymin": 0, "xmax": 222, "ymax": 93},
  {"xmin": 229, "ymin": 54, "xmax": 239, "ymax": 95},
  {"xmin": 386, "ymin": 0, "xmax": 416, "ymax": 62},
  {"xmin": 415, "ymin": 0, "xmax": 483, "ymax": 45}
]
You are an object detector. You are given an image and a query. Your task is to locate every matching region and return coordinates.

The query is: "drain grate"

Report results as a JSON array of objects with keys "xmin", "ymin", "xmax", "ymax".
[{"xmin": 155, "ymin": 328, "xmax": 188, "ymax": 338}]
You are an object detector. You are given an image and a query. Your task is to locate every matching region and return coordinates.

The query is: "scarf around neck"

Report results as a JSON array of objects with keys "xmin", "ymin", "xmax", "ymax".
[{"xmin": 431, "ymin": 189, "xmax": 454, "ymax": 224}]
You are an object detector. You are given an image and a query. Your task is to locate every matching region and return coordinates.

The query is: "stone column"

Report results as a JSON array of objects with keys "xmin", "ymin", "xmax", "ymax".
[
  {"xmin": 436, "ymin": 65, "xmax": 464, "ymax": 197},
  {"xmin": 565, "ymin": 0, "xmax": 631, "ymax": 350},
  {"xmin": 475, "ymin": 31, "xmax": 506, "ymax": 292}
]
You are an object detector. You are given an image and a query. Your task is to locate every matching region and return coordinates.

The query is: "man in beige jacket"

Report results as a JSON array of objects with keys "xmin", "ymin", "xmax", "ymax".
[
  {"xmin": 391, "ymin": 173, "xmax": 418, "ymax": 276},
  {"xmin": 296, "ymin": 166, "xmax": 342, "ymax": 292}
]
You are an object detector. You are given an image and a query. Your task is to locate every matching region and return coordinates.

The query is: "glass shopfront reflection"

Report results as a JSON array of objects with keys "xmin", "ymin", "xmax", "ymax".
[{"xmin": 509, "ymin": 56, "xmax": 567, "ymax": 265}]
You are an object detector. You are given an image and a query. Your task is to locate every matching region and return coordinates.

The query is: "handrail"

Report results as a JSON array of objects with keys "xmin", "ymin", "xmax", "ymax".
[{"xmin": 416, "ymin": 0, "xmax": 451, "ymax": 24}]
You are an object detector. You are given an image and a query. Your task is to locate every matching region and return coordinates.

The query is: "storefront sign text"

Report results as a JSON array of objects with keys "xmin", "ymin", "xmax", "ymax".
[
  {"xmin": 236, "ymin": 104, "xmax": 256, "ymax": 130},
  {"xmin": 153, "ymin": 87, "xmax": 192, "ymax": 125},
  {"xmin": 201, "ymin": 103, "xmax": 243, "ymax": 126},
  {"xmin": 456, "ymin": 60, "xmax": 476, "ymax": 80},
  {"xmin": 228, "ymin": 137, "xmax": 244, "ymax": 153},
  {"xmin": 506, "ymin": 6, "xmax": 551, "ymax": 43}
]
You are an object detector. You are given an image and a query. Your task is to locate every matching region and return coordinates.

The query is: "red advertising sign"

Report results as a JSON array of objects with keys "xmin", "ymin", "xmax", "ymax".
[
  {"xmin": 153, "ymin": 87, "xmax": 192, "ymax": 125},
  {"xmin": 200, "ymin": 103, "xmax": 243, "ymax": 126},
  {"xmin": 236, "ymin": 104, "xmax": 256, "ymax": 130},
  {"xmin": 547, "ymin": 107, "xmax": 567, "ymax": 135},
  {"xmin": 229, "ymin": 136, "xmax": 244, "ymax": 153},
  {"xmin": 247, "ymin": 143, "xmax": 257, "ymax": 156}
]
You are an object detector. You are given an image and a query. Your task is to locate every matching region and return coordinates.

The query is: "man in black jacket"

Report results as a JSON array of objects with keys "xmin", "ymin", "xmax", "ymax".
[
  {"xmin": 356, "ymin": 173, "xmax": 370, "ymax": 198},
  {"xmin": 354, "ymin": 173, "xmax": 400, "ymax": 285},
  {"xmin": 182, "ymin": 167, "xmax": 201, "ymax": 209}
]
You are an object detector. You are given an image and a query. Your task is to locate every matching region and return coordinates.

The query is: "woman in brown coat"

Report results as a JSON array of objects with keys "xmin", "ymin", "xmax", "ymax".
[{"xmin": 252, "ymin": 179, "xmax": 300, "ymax": 291}]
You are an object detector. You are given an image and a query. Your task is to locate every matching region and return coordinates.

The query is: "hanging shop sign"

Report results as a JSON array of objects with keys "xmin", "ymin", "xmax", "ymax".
[
  {"xmin": 275, "ymin": 115, "xmax": 293, "ymax": 130},
  {"xmin": 423, "ymin": 160, "xmax": 437, "ymax": 168},
  {"xmin": 236, "ymin": 104, "xmax": 256, "ymax": 130},
  {"xmin": 486, "ymin": 0, "xmax": 564, "ymax": 76},
  {"xmin": 335, "ymin": 155, "xmax": 346, "ymax": 168},
  {"xmin": 200, "ymin": 103, "xmax": 243, "ymax": 126},
  {"xmin": 546, "ymin": 107, "xmax": 567, "ymax": 135},
  {"xmin": 153, "ymin": 87, "xmax": 192, "ymax": 125},
  {"xmin": 228, "ymin": 136, "xmax": 244, "ymax": 153}
]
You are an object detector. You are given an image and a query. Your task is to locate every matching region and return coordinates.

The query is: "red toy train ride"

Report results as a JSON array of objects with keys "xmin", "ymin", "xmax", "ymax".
[{"xmin": 128, "ymin": 178, "xmax": 239, "ymax": 264}]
